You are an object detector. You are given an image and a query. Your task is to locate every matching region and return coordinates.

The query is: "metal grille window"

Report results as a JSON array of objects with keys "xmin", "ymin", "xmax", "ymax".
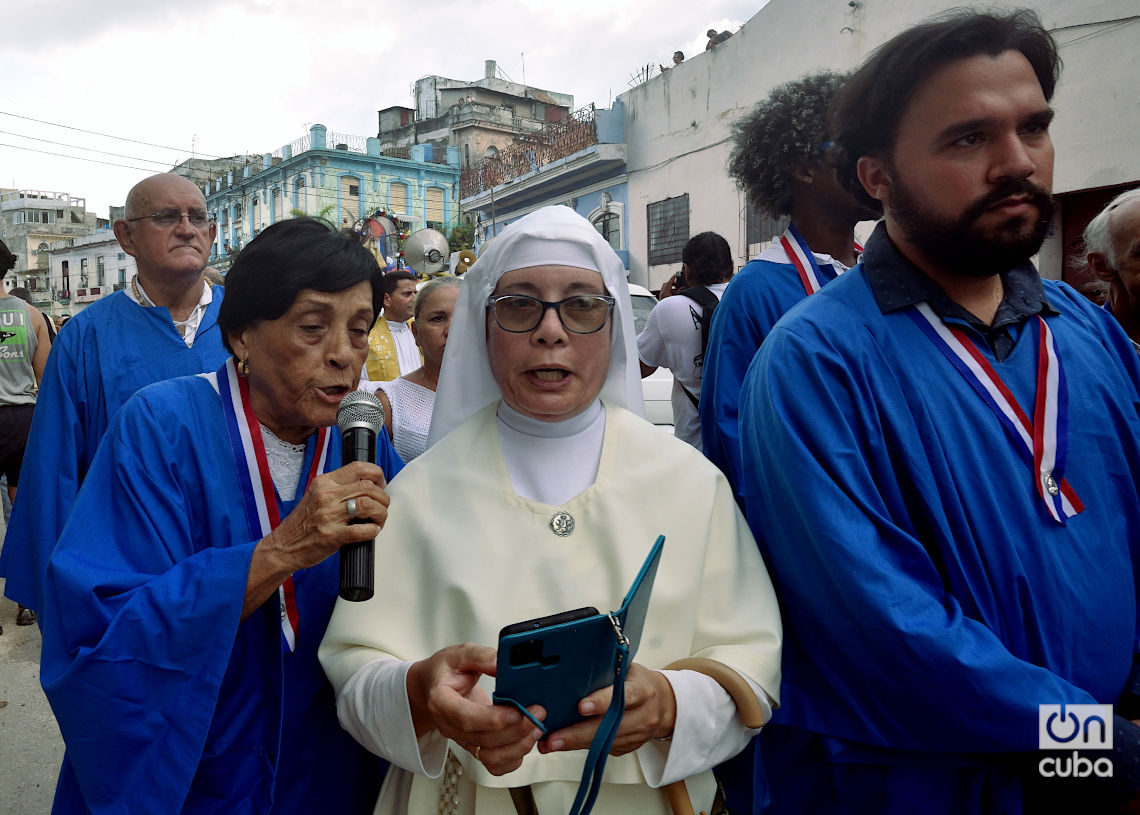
[
  {"xmin": 745, "ymin": 202, "xmax": 788, "ymax": 250},
  {"xmin": 647, "ymin": 195, "xmax": 689, "ymax": 266}
]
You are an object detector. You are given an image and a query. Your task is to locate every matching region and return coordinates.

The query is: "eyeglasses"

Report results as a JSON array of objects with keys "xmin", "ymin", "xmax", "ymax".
[
  {"xmin": 486, "ymin": 293, "xmax": 615, "ymax": 334},
  {"xmin": 125, "ymin": 209, "xmax": 212, "ymax": 229}
]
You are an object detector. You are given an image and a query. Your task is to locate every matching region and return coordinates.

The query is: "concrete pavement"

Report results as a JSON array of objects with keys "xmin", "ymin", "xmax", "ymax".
[{"xmin": 0, "ymin": 514, "xmax": 64, "ymax": 815}]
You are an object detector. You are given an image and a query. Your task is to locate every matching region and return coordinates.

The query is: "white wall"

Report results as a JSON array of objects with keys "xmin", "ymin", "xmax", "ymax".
[{"xmin": 622, "ymin": 0, "xmax": 1140, "ymax": 288}]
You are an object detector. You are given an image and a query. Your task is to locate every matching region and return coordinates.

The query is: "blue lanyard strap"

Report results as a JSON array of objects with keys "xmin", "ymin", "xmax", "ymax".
[{"xmin": 568, "ymin": 613, "xmax": 632, "ymax": 815}]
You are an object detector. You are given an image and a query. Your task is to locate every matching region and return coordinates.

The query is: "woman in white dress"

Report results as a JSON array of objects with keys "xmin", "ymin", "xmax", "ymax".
[
  {"xmin": 320, "ymin": 206, "xmax": 782, "ymax": 815},
  {"xmin": 373, "ymin": 277, "xmax": 460, "ymax": 461}
]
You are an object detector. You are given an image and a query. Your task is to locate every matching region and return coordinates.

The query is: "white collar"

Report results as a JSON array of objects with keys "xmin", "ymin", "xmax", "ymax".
[
  {"xmin": 128, "ymin": 274, "xmax": 212, "ymax": 311},
  {"xmin": 496, "ymin": 399, "xmax": 603, "ymax": 439},
  {"xmin": 496, "ymin": 400, "xmax": 606, "ymax": 504}
]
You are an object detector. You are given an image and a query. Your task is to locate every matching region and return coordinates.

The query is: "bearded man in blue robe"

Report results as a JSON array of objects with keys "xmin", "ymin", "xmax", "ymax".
[{"xmin": 740, "ymin": 10, "xmax": 1140, "ymax": 814}]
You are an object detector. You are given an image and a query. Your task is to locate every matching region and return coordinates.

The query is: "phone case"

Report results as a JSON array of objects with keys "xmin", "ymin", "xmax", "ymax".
[{"xmin": 492, "ymin": 535, "xmax": 665, "ymax": 734}]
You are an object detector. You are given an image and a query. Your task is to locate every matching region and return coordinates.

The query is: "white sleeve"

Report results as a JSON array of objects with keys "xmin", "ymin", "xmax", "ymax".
[
  {"xmin": 636, "ymin": 302, "xmax": 670, "ymax": 368},
  {"xmin": 334, "ymin": 657, "xmax": 449, "ymax": 777},
  {"xmin": 636, "ymin": 297, "xmax": 702, "ymax": 375},
  {"xmin": 636, "ymin": 669, "xmax": 771, "ymax": 787}
]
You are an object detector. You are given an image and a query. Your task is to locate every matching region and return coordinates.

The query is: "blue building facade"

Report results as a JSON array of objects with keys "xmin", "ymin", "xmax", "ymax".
[{"xmin": 204, "ymin": 124, "xmax": 460, "ymax": 268}]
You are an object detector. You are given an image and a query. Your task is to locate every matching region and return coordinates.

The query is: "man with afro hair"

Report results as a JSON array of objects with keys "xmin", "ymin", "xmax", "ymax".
[{"xmin": 700, "ymin": 71, "xmax": 878, "ymax": 504}]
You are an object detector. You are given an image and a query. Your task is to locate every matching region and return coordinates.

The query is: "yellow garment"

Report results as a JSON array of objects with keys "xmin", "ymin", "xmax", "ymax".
[
  {"xmin": 320, "ymin": 401, "xmax": 783, "ymax": 815},
  {"xmin": 365, "ymin": 319, "xmax": 420, "ymax": 381}
]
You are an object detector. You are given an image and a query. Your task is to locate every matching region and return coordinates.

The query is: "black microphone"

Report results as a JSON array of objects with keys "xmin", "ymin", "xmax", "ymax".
[{"xmin": 336, "ymin": 390, "xmax": 385, "ymax": 602}]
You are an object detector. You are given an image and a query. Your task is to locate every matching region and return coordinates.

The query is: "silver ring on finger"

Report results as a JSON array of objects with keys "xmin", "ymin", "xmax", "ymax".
[{"xmin": 346, "ymin": 497, "xmax": 358, "ymax": 520}]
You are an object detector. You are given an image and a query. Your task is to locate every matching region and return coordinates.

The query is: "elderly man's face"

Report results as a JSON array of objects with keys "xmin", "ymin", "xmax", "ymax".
[
  {"xmin": 1107, "ymin": 199, "xmax": 1140, "ymax": 305},
  {"xmin": 486, "ymin": 265, "xmax": 611, "ymax": 422},
  {"xmin": 115, "ymin": 175, "xmax": 215, "ymax": 279}
]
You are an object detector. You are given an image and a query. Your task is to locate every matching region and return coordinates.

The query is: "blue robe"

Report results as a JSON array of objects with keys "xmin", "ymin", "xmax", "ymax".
[
  {"xmin": 698, "ymin": 251, "xmax": 839, "ymax": 814},
  {"xmin": 739, "ymin": 262, "xmax": 1140, "ymax": 813},
  {"xmin": 40, "ymin": 372, "xmax": 404, "ymax": 814},
  {"xmin": 0, "ymin": 289, "xmax": 229, "ymax": 619},
  {"xmin": 700, "ymin": 251, "xmax": 837, "ymax": 503}
]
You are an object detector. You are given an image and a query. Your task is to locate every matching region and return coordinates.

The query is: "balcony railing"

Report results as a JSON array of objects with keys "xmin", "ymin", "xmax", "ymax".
[
  {"xmin": 276, "ymin": 134, "xmax": 311, "ymax": 159},
  {"xmin": 0, "ymin": 189, "xmax": 85, "ymax": 207},
  {"xmin": 328, "ymin": 133, "xmax": 368, "ymax": 153},
  {"xmin": 460, "ymin": 105, "xmax": 597, "ymax": 198}
]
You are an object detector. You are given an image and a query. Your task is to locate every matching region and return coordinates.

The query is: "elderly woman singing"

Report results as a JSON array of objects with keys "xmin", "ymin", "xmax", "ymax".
[
  {"xmin": 41, "ymin": 218, "xmax": 403, "ymax": 814},
  {"xmin": 320, "ymin": 206, "xmax": 782, "ymax": 815}
]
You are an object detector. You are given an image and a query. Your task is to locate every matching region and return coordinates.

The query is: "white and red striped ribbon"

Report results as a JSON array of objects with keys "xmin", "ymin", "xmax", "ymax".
[
  {"xmin": 780, "ymin": 224, "xmax": 862, "ymax": 296},
  {"xmin": 912, "ymin": 303, "xmax": 1081, "ymax": 522},
  {"xmin": 220, "ymin": 359, "xmax": 330, "ymax": 651}
]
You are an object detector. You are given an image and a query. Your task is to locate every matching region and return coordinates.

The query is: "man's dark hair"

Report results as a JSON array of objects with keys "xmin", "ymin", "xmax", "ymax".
[
  {"xmin": 382, "ymin": 270, "xmax": 417, "ymax": 296},
  {"xmin": 830, "ymin": 8, "xmax": 1060, "ymax": 211},
  {"xmin": 218, "ymin": 217, "xmax": 383, "ymax": 354},
  {"xmin": 0, "ymin": 238, "xmax": 17, "ymax": 272},
  {"xmin": 8, "ymin": 287, "xmax": 31, "ymax": 302},
  {"xmin": 682, "ymin": 232, "xmax": 733, "ymax": 285},
  {"xmin": 727, "ymin": 71, "xmax": 849, "ymax": 218}
]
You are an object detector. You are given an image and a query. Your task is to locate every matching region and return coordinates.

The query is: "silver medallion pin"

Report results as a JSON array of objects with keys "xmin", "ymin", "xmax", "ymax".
[
  {"xmin": 1043, "ymin": 474, "xmax": 1060, "ymax": 497},
  {"xmin": 280, "ymin": 601, "xmax": 287, "ymax": 621},
  {"xmin": 550, "ymin": 511, "xmax": 575, "ymax": 537}
]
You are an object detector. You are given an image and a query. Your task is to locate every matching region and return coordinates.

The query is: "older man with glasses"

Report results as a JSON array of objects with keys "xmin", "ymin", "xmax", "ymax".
[{"xmin": 0, "ymin": 173, "xmax": 230, "ymax": 627}]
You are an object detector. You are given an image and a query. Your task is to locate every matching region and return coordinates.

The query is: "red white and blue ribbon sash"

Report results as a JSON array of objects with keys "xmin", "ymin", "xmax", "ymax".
[
  {"xmin": 781, "ymin": 223, "xmax": 862, "ymax": 296},
  {"xmin": 908, "ymin": 303, "xmax": 1082, "ymax": 523},
  {"xmin": 217, "ymin": 358, "xmax": 331, "ymax": 651}
]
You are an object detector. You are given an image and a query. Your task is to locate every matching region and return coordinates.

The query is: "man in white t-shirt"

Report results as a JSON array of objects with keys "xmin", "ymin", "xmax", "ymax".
[{"xmin": 637, "ymin": 232, "xmax": 734, "ymax": 450}]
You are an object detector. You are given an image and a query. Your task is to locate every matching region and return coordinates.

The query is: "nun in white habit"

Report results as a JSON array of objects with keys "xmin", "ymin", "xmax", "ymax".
[{"xmin": 320, "ymin": 205, "xmax": 782, "ymax": 815}]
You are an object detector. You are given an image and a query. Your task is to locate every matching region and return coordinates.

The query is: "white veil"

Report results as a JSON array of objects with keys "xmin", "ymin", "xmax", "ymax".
[{"xmin": 427, "ymin": 206, "xmax": 643, "ymax": 447}]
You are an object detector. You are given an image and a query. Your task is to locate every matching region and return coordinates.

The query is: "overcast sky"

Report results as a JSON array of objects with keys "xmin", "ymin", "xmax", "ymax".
[{"xmin": 0, "ymin": 0, "xmax": 767, "ymax": 217}]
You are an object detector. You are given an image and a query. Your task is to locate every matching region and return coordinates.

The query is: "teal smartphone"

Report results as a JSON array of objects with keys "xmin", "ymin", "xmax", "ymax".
[{"xmin": 492, "ymin": 536, "xmax": 665, "ymax": 735}]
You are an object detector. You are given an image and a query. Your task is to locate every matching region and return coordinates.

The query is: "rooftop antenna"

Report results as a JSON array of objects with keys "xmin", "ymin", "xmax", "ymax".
[{"xmin": 521, "ymin": 51, "xmax": 526, "ymax": 87}]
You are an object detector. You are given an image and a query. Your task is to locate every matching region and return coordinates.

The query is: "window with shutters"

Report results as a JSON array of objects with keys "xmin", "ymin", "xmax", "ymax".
[
  {"xmin": 425, "ymin": 187, "xmax": 444, "ymax": 228},
  {"xmin": 340, "ymin": 177, "xmax": 361, "ymax": 221},
  {"xmin": 390, "ymin": 181, "xmax": 409, "ymax": 215}
]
